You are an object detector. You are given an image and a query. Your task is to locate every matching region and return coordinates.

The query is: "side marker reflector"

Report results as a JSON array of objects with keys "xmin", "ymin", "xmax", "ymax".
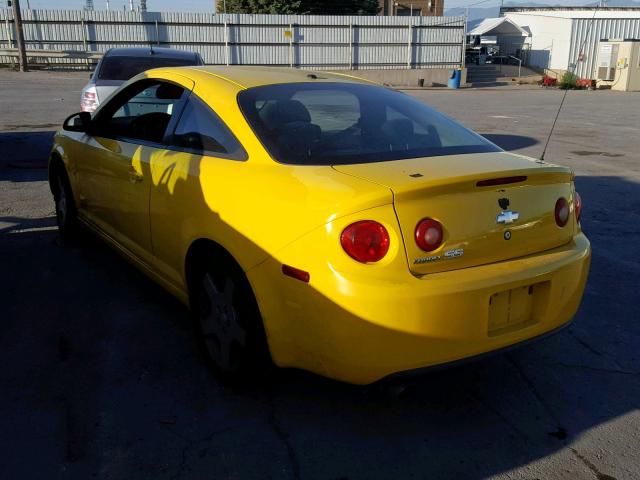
[{"xmin": 282, "ymin": 264, "xmax": 310, "ymax": 283}]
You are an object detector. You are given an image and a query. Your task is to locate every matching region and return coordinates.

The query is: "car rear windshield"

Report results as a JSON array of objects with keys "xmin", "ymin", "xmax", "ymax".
[
  {"xmin": 98, "ymin": 56, "xmax": 197, "ymax": 81},
  {"xmin": 237, "ymin": 82, "xmax": 501, "ymax": 165}
]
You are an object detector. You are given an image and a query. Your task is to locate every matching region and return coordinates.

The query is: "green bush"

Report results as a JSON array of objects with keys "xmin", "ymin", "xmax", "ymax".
[{"xmin": 558, "ymin": 72, "xmax": 578, "ymax": 90}]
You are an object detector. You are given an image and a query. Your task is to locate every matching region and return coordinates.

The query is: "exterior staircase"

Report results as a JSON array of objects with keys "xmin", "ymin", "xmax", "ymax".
[{"xmin": 466, "ymin": 64, "xmax": 541, "ymax": 87}]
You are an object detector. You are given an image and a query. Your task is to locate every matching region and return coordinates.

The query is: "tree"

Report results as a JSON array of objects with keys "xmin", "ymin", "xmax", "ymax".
[
  {"xmin": 217, "ymin": 0, "xmax": 302, "ymax": 14},
  {"xmin": 302, "ymin": 0, "xmax": 379, "ymax": 15},
  {"xmin": 218, "ymin": 0, "xmax": 379, "ymax": 15}
]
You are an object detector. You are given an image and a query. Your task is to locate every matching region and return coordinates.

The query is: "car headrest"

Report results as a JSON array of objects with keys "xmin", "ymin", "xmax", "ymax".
[
  {"xmin": 381, "ymin": 118, "xmax": 414, "ymax": 139},
  {"xmin": 156, "ymin": 83, "xmax": 183, "ymax": 100},
  {"xmin": 259, "ymin": 99, "xmax": 312, "ymax": 130}
]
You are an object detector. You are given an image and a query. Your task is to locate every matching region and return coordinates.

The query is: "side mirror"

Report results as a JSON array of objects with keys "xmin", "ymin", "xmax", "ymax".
[{"xmin": 63, "ymin": 112, "xmax": 93, "ymax": 133}]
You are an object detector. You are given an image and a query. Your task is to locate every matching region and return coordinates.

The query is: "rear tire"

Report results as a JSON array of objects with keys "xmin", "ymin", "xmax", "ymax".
[
  {"xmin": 52, "ymin": 167, "xmax": 80, "ymax": 245},
  {"xmin": 192, "ymin": 252, "xmax": 273, "ymax": 383}
]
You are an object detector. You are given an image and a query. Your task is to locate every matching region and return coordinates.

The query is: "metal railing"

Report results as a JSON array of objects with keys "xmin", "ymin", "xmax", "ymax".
[
  {"xmin": 509, "ymin": 54, "xmax": 522, "ymax": 78},
  {"xmin": 0, "ymin": 47, "xmax": 102, "ymax": 68},
  {"xmin": 493, "ymin": 54, "xmax": 523, "ymax": 77}
]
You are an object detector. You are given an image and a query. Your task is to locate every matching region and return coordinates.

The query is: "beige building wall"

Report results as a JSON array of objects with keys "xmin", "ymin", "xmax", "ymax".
[
  {"xmin": 378, "ymin": 0, "xmax": 444, "ymax": 17},
  {"xmin": 628, "ymin": 42, "xmax": 640, "ymax": 91},
  {"xmin": 598, "ymin": 41, "xmax": 640, "ymax": 92}
]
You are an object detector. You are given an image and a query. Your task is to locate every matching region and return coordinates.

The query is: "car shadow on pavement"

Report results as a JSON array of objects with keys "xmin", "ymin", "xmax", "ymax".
[
  {"xmin": 0, "ymin": 132, "xmax": 637, "ymax": 480},
  {"xmin": 0, "ymin": 215, "xmax": 57, "ymax": 235},
  {"xmin": 481, "ymin": 133, "xmax": 539, "ymax": 151},
  {"xmin": 0, "ymin": 131, "xmax": 54, "ymax": 182}
]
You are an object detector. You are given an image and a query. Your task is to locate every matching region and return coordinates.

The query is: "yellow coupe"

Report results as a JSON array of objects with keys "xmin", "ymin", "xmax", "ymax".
[{"xmin": 49, "ymin": 66, "xmax": 591, "ymax": 384}]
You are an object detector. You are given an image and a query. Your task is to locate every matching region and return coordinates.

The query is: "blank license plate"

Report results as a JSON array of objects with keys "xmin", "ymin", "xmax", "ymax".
[{"xmin": 488, "ymin": 283, "xmax": 545, "ymax": 335}]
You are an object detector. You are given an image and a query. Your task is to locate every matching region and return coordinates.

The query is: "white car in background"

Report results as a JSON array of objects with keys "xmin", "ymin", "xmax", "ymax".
[{"xmin": 80, "ymin": 47, "xmax": 204, "ymax": 112}]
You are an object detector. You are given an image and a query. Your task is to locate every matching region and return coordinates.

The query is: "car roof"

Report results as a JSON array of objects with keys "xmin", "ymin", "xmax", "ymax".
[
  {"xmin": 104, "ymin": 47, "xmax": 198, "ymax": 60},
  {"xmin": 149, "ymin": 65, "xmax": 376, "ymax": 90}
]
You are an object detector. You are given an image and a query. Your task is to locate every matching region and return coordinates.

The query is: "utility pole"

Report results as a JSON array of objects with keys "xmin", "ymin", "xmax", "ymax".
[{"xmin": 11, "ymin": 0, "xmax": 28, "ymax": 71}]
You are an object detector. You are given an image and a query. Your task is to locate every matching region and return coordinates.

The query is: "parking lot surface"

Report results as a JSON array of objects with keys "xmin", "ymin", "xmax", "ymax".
[{"xmin": 1, "ymin": 70, "xmax": 639, "ymax": 479}]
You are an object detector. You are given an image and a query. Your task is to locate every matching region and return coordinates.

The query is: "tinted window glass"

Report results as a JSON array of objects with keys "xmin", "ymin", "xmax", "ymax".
[
  {"xmin": 98, "ymin": 56, "xmax": 197, "ymax": 81},
  {"xmin": 171, "ymin": 96, "xmax": 246, "ymax": 159},
  {"xmin": 291, "ymin": 89, "xmax": 360, "ymax": 132},
  {"xmin": 238, "ymin": 82, "xmax": 501, "ymax": 165},
  {"xmin": 113, "ymin": 84, "xmax": 178, "ymax": 118},
  {"xmin": 97, "ymin": 80, "xmax": 184, "ymax": 144}
]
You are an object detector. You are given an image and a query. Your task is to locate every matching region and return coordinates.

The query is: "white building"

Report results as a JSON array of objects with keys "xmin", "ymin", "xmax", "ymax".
[{"xmin": 473, "ymin": 7, "xmax": 640, "ymax": 79}]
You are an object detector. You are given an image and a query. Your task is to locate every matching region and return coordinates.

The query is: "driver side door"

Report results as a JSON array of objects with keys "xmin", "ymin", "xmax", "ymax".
[{"xmin": 81, "ymin": 78, "xmax": 190, "ymax": 265}]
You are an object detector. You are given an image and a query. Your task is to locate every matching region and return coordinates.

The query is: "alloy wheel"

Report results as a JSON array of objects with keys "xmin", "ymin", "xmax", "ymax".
[{"xmin": 199, "ymin": 273, "xmax": 247, "ymax": 371}]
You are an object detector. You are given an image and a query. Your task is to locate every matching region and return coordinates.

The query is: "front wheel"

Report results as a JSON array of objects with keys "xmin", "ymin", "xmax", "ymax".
[
  {"xmin": 194, "ymin": 257, "xmax": 273, "ymax": 382},
  {"xmin": 53, "ymin": 167, "xmax": 80, "ymax": 244}
]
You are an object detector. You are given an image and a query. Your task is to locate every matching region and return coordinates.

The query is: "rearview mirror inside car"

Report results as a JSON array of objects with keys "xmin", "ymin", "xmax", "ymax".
[{"xmin": 62, "ymin": 112, "xmax": 92, "ymax": 133}]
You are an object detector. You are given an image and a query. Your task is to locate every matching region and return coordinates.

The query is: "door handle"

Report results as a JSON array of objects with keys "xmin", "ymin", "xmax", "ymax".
[{"xmin": 128, "ymin": 168, "xmax": 143, "ymax": 183}]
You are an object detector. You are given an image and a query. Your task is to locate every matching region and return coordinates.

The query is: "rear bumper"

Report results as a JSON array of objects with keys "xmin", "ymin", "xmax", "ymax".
[
  {"xmin": 383, "ymin": 317, "xmax": 573, "ymax": 383},
  {"xmin": 250, "ymin": 233, "xmax": 591, "ymax": 385}
]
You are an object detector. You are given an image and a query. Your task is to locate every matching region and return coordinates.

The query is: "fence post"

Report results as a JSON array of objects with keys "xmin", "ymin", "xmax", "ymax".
[
  {"xmin": 407, "ymin": 23, "xmax": 412, "ymax": 69},
  {"xmin": 288, "ymin": 23, "xmax": 293, "ymax": 68},
  {"xmin": 11, "ymin": 0, "xmax": 28, "ymax": 71},
  {"xmin": 349, "ymin": 23, "xmax": 353, "ymax": 70},
  {"xmin": 81, "ymin": 18, "xmax": 90, "ymax": 70},
  {"xmin": 4, "ymin": 13, "xmax": 15, "ymax": 69},
  {"xmin": 224, "ymin": 20, "xmax": 229, "ymax": 65},
  {"xmin": 81, "ymin": 19, "xmax": 86, "ymax": 51},
  {"xmin": 461, "ymin": 18, "xmax": 466, "ymax": 68}
]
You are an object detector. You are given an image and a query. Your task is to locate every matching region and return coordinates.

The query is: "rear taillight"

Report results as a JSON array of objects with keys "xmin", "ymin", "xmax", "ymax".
[
  {"xmin": 340, "ymin": 221, "xmax": 390, "ymax": 263},
  {"xmin": 415, "ymin": 218, "xmax": 444, "ymax": 252},
  {"xmin": 574, "ymin": 192, "xmax": 582, "ymax": 222},
  {"xmin": 80, "ymin": 87, "xmax": 98, "ymax": 112},
  {"xmin": 555, "ymin": 198, "xmax": 570, "ymax": 227}
]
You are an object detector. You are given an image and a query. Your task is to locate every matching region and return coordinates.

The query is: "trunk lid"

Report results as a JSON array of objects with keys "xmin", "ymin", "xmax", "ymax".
[{"xmin": 333, "ymin": 152, "xmax": 576, "ymax": 275}]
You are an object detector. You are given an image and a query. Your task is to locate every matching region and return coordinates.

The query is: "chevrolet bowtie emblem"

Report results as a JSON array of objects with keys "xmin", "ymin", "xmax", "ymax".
[{"xmin": 496, "ymin": 210, "xmax": 519, "ymax": 224}]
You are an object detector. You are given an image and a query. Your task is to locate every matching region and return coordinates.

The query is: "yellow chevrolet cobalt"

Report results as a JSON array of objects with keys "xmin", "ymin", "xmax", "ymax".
[{"xmin": 49, "ymin": 66, "xmax": 591, "ymax": 384}]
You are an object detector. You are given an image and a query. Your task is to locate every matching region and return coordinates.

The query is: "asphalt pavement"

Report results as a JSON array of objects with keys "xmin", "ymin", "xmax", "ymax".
[{"xmin": 1, "ymin": 70, "xmax": 639, "ymax": 480}]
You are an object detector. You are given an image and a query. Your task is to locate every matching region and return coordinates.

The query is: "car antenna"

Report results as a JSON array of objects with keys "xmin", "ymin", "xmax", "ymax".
[{"xmin": 539, "ymin": 5, "xmax": 601, "ymax": 162}]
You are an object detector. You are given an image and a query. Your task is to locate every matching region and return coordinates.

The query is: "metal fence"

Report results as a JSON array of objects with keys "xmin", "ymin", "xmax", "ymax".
[{"xmin": 0, "ymin": 9, "xmax": 465, "ymax": 70}]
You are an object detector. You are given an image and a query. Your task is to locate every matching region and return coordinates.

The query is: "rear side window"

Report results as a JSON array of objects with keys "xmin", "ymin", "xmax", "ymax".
[
  {"xmin": 98, "ymin": 56, "xmax": 197, "ymax": 81},
  {"xmin": 238, "ymin": 82, "xmax": 501, "ymax": 165},
  {"xmin": 113, "ymin": 83, "xmax": 178, "ymax": 118},
  {"xmin": 170, "ymin": 95, "xmax": 246, "ymax": 160}
]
